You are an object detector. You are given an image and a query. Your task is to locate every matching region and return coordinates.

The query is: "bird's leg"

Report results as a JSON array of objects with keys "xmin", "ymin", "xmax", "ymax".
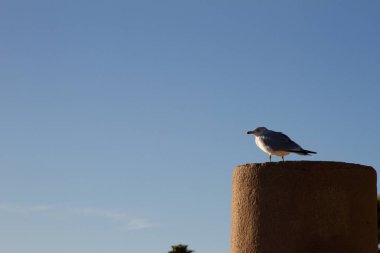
[
  {"xmin": 269, "ymin": 155, "xmax": 272, "ymax": 162},
  {"xmin": 281, "ymin": 156, "xmax": 284, "ymax": 162}
]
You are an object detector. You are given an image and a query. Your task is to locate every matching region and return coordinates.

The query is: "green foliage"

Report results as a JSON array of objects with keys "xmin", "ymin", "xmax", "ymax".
[{"xmin": 168, "ymin": 244, "xmax": 194, "ymax": 253}]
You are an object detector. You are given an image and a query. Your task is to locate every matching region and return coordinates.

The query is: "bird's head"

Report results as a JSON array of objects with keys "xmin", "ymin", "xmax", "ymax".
[{"xmin": 247, "ymin": 127, "xmax": 268, "ymax": 136}]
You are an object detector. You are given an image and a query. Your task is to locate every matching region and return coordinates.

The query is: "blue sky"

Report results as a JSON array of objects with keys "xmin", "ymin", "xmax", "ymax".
[{"xmin": 0, "ymin": 0, "xmax": 379, "ymax": 252}]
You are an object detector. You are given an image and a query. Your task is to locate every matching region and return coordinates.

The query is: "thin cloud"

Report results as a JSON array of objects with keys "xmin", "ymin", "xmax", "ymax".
[
  {"xmin": 66, "ymin": 206, "xmax": 130, "ymax": 221},
  {"xmin": 126, "ymin": 218, "xmax": 159, "ymax": 230},
  {"xmin": 0, "ymin": 203, "xmax": 53, "ymax": 214},
  {"xmin": 0, "ymin": 202, "xmax": 158, "ymax": 230}
]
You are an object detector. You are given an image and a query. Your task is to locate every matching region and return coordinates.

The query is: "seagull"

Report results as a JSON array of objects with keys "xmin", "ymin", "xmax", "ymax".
[{"xmin": 247, "ymin": 127, "xmax": 317, "ymax": 162}]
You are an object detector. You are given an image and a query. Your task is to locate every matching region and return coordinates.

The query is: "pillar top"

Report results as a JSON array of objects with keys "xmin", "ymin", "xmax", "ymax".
[{"xmin": 235, "ymin": 161, "xmax": 375, "ymax": 174}]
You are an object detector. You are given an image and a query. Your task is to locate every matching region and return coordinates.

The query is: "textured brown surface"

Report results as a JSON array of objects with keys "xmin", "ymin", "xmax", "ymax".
[{"xmin": 231, "ymin": 161, "xmax": 377, "ymax": 253}]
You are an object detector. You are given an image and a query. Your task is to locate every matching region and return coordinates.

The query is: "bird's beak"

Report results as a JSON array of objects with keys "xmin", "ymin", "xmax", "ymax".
[{"xmin": 247, "ymin": 131, "xmax": 253, "ymax": 135}]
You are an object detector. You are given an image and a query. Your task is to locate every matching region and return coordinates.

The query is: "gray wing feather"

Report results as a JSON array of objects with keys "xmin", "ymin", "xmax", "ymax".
[{"xmin": 260, "ymin": 131, "xmax": 302, "ymax": 151}]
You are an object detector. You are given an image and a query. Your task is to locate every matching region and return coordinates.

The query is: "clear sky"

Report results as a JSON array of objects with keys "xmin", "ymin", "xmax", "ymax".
[{"xmin": 0, "ymin": 0, "xmax": 379, "ymax": 252}]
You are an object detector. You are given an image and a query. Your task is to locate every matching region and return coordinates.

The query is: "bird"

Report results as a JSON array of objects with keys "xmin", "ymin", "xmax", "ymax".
[{"xmin": 247, "ymin": 127, "xmax": 317, "ymax": 162}]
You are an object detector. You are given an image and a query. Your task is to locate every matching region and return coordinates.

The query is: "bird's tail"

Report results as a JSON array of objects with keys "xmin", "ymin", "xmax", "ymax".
[{"xmin": 291, "ymin": 149, "xmax": 317, "ymax": 156}]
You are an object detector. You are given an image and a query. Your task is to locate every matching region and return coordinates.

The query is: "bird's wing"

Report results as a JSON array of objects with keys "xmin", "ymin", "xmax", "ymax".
[{"xmin": 260, "ymin": 131, "xmax": 302, "ymax": 152}]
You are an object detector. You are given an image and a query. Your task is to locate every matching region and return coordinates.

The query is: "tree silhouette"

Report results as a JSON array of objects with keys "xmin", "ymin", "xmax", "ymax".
[
  {"xmin": 168, "ymin": 244, "xmax": 194, "ymax": 253},
  {"xmin": 377, "ymin": 196, "xmax": 380, "ymax": 252}
]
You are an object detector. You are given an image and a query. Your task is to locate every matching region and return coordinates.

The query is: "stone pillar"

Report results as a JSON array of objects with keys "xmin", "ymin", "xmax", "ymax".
[{"xmin": 231, "ymin": 161, "xmax": 377, "ymax": 253}]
